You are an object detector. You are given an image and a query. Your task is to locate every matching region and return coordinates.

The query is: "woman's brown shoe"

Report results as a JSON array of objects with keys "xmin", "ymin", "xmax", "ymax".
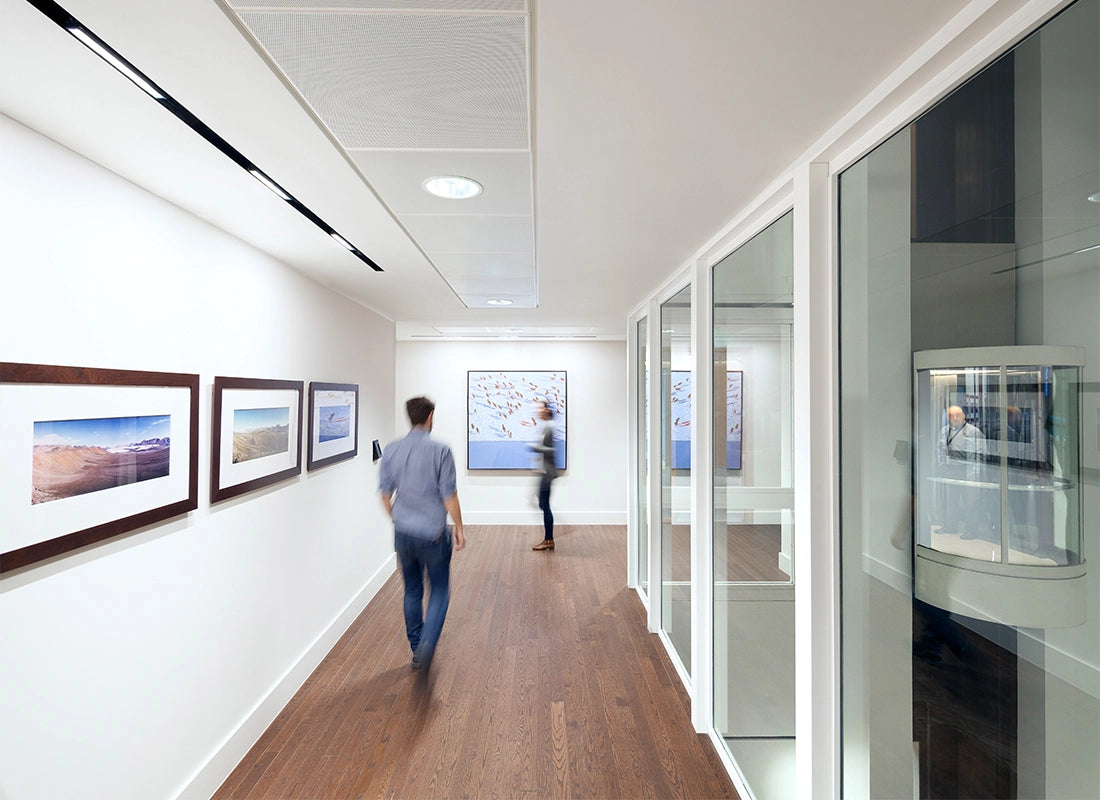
[{"xmin": 532, "ymin": 539, "xmax": 555, "ymax": 551}]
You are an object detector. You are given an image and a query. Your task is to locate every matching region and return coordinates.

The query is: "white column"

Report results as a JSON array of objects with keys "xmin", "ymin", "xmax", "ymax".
[
  {"xmin": 647, "ymin": 298, "xmax": 663, "ymax": 634},
  {"xmin": 691, "ymin": 256, "xmax": 714, "ymax": 732},
  {"xmin": 626, "ymin": 313, "xmax": 641, "ymax": 590},
  {"xmin": 793, "ymin": 161, "xmax": 839, "ymax": 799}
]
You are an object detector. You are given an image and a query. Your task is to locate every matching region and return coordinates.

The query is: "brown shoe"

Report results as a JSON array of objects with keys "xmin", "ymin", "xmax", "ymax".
[{"xmin": 532, "ymin": 539, "xmax": 555, "ymax": 551}]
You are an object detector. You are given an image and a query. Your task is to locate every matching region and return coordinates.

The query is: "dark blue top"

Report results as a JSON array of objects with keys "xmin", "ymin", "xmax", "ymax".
[{"xmin": 378, "ymin": 428, "xmax": 456, "ymax": 539}]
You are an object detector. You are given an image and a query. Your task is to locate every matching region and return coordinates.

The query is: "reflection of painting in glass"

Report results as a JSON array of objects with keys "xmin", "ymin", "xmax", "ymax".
[
  {"xmin": 233, "ymin": 407, "xmax": 289, "ymax": 464},
  {"xmin": 468, "ymin": 371, "xmax": 566, "ymax": 469},
  {"xmin": 669, "ymin": 371, "xmax": 742, "ymax": 469},
  {"xmin": 318, "ymin": 404, "xmax": 351, "ymax": 443},
  {"xmin": 726, "ymin": 371, "xmax": 743, "ymax": 469},
  {"xmin": 32, "ymin": 414, "xmax": 171, "ymax": 505}
]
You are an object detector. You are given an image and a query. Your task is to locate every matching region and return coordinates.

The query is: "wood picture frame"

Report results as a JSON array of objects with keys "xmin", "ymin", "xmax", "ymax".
[
  {"xmin": 0, "ymin": 362, "xmax": 199, "ymax": 573},
  {"xmin": 306, "ymin": 382, "xmax": 359, "ymax": 471},
  {"xmin": 211, "ymin": 376, "xmax": 303, "ymax": 502}
]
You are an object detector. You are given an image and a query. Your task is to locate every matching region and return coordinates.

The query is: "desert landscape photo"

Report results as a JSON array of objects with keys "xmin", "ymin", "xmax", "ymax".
[
  {"xmin": 32, "ymin": 414, "xmax": 171, "ymax": 505},
  {"xmin": 232, "ymin": 406, "xmax": 290, "ymax": 464}
]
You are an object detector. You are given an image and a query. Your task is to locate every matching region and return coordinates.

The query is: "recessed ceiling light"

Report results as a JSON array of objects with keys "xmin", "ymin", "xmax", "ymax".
[
  {"xmin": 1088, "ymin": 192, "xmax": 1100, "ymax": 203},
  {"xmin": 486, "ymin": 298, "xmax": 513, "ymax": 306},
  {"xmin": 330, "ymin": 233, "xmax": 354, "ymax": 251},
  {"xmin": 68, "ymin": 27, "xmax": 164, "ymax": 100},
  {"xmin": 249, "ymin": 169, "xmax": 290, "ymax": 200},
  {"xmin": 423, "ymin": 175, "xmax": 482, "ymax": 200}
]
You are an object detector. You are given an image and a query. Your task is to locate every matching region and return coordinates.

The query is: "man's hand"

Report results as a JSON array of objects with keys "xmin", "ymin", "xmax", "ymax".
[{"xmin": 443, "ymin": 493, "xmax": 465, "ymax": 551}]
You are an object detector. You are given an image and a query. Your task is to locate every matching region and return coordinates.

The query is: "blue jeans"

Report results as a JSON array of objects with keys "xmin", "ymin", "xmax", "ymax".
[
  {"xmin": 538, "ymin": 477, "xmax": 554, "ymax": 540},
  {"xmin": 394, "ymin": 529, "xmax": 452, "ymax": 664}
]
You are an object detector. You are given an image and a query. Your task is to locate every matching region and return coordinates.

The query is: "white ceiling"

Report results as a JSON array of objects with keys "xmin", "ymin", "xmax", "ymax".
[{"xmin": 1, "ymin": 0, "xmax": 974, "ymax": 339}]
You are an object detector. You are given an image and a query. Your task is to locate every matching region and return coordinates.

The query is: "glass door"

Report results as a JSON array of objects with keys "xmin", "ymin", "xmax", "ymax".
[
  {"xmin": 712, "ymin": 211, "xmax": 796, "ymax": 799},
  {"xmin": 661, "ymin": 285, "xmax": 692, "ymax": 673}
]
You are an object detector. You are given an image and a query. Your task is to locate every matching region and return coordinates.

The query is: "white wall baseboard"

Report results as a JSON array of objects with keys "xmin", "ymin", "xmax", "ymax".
[
  {"xmin": 174, "ymin": 554, "xmax": 397, "ymax": 800},
  {"xmin": 778, "ymin": 551, "xmax": 792, "ymax": 577},
  {"xmin": 462, "ymin": 511, "xmax": 626, "ymax": 526}
]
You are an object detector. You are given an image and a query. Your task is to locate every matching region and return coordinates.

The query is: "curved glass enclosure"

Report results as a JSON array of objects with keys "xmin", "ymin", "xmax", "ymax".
[{"xmin": 913, "ymin": 347, "xmax": 1086, "ymax": 627}]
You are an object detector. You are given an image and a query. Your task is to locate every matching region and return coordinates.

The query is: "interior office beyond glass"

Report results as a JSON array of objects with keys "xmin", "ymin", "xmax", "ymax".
[
  {"xmin": 839, "ymin": 0, "xmax": 1100, "ymax": 796},
  {"xmin": 712, "ymin": 211, "xmax": 795, "ymax": 799},
  {"xmin": 661, "ymin": 285, "xmax": 693, "ymax": 673}
]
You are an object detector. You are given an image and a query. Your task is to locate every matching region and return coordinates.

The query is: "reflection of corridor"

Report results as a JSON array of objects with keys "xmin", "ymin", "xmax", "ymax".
[
  {"xmin": 667, "ymin": 522, "xmax": 796, "ymax": 799},
  {"xmin": 912, "ymin": 607, "xmax": 1026, "ymax": 798},
  {"xmin": 214, "ymin": 525, "xmax": 740, "ymax": 799},
  {"xmin": 669, "ymin": 523, "xmax": 787, "ymax": 581}
]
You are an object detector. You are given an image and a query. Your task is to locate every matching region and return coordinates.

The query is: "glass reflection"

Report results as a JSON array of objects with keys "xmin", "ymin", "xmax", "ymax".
[
  {"xmin": 661, "ymin": 285, "xmax": 692, "ymax": 673},
  {"xmin": 712, "ymin": 211, "xmax": 795, "ymax": 799},
  {"xmin": 839, "ymin": 1, "xmax": 1099, "ymax": 796}
]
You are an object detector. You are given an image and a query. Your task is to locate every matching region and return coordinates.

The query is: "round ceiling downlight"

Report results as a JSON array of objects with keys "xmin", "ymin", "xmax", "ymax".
[{"xmin": 423, "ymin": 175, "xmax": 482, "ymax": 199}]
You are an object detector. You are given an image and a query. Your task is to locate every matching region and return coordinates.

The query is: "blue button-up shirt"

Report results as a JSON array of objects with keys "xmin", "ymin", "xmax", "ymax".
[{"xmin": 378, "ymin": 428, "xmax": 456, "ymax": 539}]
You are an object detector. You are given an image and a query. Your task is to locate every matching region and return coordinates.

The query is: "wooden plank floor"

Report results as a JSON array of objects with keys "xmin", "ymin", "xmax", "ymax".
[{"xmin": 213, "ymin": 525, "xmax": 740, "ymax": 800}]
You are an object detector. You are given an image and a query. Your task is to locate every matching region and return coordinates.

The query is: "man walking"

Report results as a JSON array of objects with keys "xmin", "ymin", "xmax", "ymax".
[{"xmin": 379, "ymin": 396, "xmax": 466, "ymax": 672}]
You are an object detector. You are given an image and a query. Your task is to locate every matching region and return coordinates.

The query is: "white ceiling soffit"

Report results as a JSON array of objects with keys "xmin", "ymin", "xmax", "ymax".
[
  {"xmin": 396, "ymin": 322, "xmax": 610, "ymax": 340},
  {"xmin": 225, "ymin": 0, "xmax": 535, "ymax": 309}
]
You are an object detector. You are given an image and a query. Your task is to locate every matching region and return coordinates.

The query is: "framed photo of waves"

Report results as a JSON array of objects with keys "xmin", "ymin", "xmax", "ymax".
[
  {"xmin": 306, "ymin": 382, "xmax": 359, "ymax": 471},
  {"xmin": 0, "ymin": 362, "xmax": 199, "ymax": 573},
  {"xmin": 467, "ymin": 371, "xmax": 567, "ymax": 471},
  {"xmin": 669, "ymin": 370, "xmax": 742, "ymax": 470},
  {"xmin": 211, "ymin": 376, "xmax": 303, "ymax": 502}
]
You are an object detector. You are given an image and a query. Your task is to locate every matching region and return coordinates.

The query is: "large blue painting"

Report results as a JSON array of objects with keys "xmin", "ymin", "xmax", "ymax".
[{"xmin": 468, "ymin": 371, "xmax": 567, "ymax": 470}]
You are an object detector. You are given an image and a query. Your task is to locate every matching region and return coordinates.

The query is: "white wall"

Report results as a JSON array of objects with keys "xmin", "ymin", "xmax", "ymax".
[
  {"xmin": 0, "ymin": 116, "xmax": 397, "ymax": 800},
  {"xmin": 393, "ymin": 340, "xmax": 627, "ymax": 525}
]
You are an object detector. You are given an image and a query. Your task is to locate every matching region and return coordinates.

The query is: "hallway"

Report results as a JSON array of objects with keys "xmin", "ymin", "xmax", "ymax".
[{"xmin": 213, "ymin": 524, "xmax": 739, "ymax": 799}]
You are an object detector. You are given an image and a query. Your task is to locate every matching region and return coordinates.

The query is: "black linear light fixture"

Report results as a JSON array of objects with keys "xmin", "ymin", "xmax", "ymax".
[{"xmin": 27, "ymin": 0, "xmax": 383, "ymax": 272}]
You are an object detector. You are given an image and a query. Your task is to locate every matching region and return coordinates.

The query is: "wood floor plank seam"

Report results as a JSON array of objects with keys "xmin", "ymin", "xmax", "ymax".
[{"xmin": 214, "ymin": 525, "xmax": 740, "ymax": 800}]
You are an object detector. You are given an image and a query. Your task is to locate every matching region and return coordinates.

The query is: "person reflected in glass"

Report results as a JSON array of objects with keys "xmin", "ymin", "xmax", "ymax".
[
  {"xmin": 1005, "ymin": 405, "xmax": 1024, "ymax": 443},
  {"xmin": 936, "ymin": 404, "xmax": 986, "ymax": 540},
  {"xmin": 530, "ymin": 400, "xmax": 559, "ymax": 551}
]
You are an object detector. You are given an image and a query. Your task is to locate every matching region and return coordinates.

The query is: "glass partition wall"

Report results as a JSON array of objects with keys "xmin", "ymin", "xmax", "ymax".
[
  {"xmin": 661, "ymin": 286, "xmax": 693, "ymax": 673},
  {"xmin": 839, "ymin": 0, "xmax": 1099, "ymax": 796},
  {"xmin": 712, "ymin": 212, "xmax": 796, "ymax": 798}
]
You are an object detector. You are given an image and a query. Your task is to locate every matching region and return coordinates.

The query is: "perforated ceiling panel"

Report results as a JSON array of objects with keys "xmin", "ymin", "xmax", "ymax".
[{"xmin": 237, "ymin": 10, "xmax": 529, "ymax": 150}]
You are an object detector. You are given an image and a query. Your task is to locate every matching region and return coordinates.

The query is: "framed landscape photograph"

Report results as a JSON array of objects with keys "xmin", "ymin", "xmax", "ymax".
[
  {"xmin": 307, "ymin": 382, "xmax": 359, "ymax": 471},
  {"xmin": 467, "ymin": 370, "xmax": 567, "ymax": 470},
  {"xmin": 0, "ymin": 362, "xmax": 199, "ymax": 573},
  {"xmin": 211, "ymin": 376, "xmax": 303, "ymax": 502}
]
